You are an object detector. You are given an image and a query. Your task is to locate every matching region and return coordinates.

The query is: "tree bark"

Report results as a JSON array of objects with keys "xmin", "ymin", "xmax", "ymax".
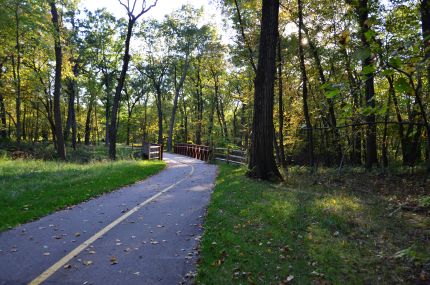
[
  {"xmin": 50, "ymin": 1, "xmax": 66, "ymax": 160},
  {"xmin": 298, "ymin": 0, "xmax": 315, "ymax": 168},
  {"xmin": 248, "ymin": 0, "xmax": 281, "ymax": 180}
]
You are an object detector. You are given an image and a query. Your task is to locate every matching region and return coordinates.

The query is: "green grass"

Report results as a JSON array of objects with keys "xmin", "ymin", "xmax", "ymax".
[
  {"xmin": 196, "ymin": 164, "xmax": 430, "ymax": 284},
  {"xmin": 0, "ymin": 157, "xmax": 165, "ymax": 231}
]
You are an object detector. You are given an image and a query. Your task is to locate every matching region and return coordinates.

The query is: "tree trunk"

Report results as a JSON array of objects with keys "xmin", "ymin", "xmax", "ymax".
[
  {"xmin": 239, "ymin": 103, "xmax": 246, "ymax": 148},
  {"xmin": 34, "ymin": 103, "xmax": 39, "ymax": 142},
  {"xmin": 358, "ymin": 0, "xmax": 377, "ymax": 169},
  {"xmin": 421, "ymin": 0, "xmax": 430, "ymax": 171},
  {"xmin": 277, "ymin": 36, "xmax": 287, "ymax": 168},
  {"xmin": 167, "ymin": 60, "xmax": 190, "ymax": 152},
  {"xmin": 22, "ymin": 103, "xmax": 27, "ymax": 140},
  {"xmin": 0, "ymin": 62, "xmax": 7, "ymax": 140},
  {"xmin": 182, "ymin": 94, "xmax": 188, "ymax": 142},
  {"xmin": 219, "ymin": 97, "xmax": 229, "ymax": 140},
  {"xmin": 233, "ymin": 0, "xmax": 257, "ymax": 73},
  {"xmin": 65, "ymin": 65, "xmax": 78, "ymax": 150},
  {"xmin": 195, "ymin": 63, "xmax": 203, "ymax": 145},
  {"xmin": 13, "ymin": 3, "xmax": 22, "ymax": 143},
  {"xmin": 50, "ymin": 1, "xmax": 66, "ymax": 160},
  {"xmin": 304, "ymin": 27, "xmax": 342, "ymax": 163},
  {"xmin": 298, "ymin": 0, "xmax": 315, "ymax": 168},
  {"xmin": 207, "ymin": 93, "xmax": 216, "ymax": 145},
  {"xmin": 248, "ymin": 0, "xmax": 281, "ymax": 180},
  {"xmin": 422, "ymin": 0, "xmax": 430, "ymax": 91},
  {"xmin": 155, "ymin": 86, "xmax": 163, "ymax": 144},
  {"xmin": 103, "ymin": 73, "xmax": 112, "ymax": 146},
  {"xmin": 382, "ymin": 84, "xmax": 392, "ymax": 168},
  {"xmin": 84, "ymin": 100, "xmax": 93, "ymax": 145},
  {"xmin": 109, "ymin": 20, "xmax": 135, "ymax": 159}
]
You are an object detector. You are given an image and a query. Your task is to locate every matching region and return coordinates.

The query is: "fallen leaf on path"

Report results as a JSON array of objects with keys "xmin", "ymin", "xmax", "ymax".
[
  {"xmin": 110, "ymin": 256, "xmax": 118, "ymax": 265},
  {"xmin": 83, "ymin": 260, "xmax": 93, "ymax": 266}
]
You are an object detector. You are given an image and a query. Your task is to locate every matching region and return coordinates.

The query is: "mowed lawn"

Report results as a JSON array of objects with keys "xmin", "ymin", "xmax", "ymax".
[
  {"xmin": 0, "ymin": 157, "xmax": 165, "ymax": 231},
  {"xmin": 197, "ymin": 164, "xmax": 430, "ymax": 284}
]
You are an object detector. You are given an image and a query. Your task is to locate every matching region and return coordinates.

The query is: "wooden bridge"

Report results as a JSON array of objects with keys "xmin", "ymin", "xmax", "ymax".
[{"xmin": 173, "ymin": 143, "xmax": 247, "ymax": 165}]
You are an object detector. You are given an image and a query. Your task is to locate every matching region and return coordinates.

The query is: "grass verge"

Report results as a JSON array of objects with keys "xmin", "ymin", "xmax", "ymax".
[
  {"xmin": 0, "ymin": 158, "xmax": 165, "ymax": 231},
  {"xmin": 196, "ymin": 164, "xmax": 430, "ymax": 284}
]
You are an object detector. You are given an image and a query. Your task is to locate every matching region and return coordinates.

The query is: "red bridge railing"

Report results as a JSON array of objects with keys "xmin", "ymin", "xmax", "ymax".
[{"xmin": 173, "ymin": 143, "xmax": 212, "ymax": 162}]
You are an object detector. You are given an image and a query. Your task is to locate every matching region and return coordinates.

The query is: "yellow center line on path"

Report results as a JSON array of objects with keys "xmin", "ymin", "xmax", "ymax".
[{"xmin": 29, "ymin": 158, "xmax": 194, "ymax": 285}]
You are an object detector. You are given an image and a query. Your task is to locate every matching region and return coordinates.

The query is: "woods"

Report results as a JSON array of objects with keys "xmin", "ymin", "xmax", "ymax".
[{"xmin": 0, "ymin": 0, "xmax": 429, "ymax": 179}]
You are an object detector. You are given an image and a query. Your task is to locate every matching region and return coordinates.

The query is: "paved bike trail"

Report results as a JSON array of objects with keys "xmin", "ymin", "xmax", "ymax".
[{"xmin": 0, "ymin": 153, "xmax": 217, "ymax": 285}]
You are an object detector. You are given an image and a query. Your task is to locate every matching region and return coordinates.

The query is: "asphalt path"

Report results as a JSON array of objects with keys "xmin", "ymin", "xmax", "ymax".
[{"xmin": 0, "ymin": 153, "xmax": 217, "ymax": 285}]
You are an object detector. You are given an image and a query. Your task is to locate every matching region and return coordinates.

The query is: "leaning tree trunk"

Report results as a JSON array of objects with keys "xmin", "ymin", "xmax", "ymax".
[
  {"xmin": 298, "ymin": 0, "xmax": 315, "ymax": 168},
  {"xmin": 50, "ymin": 1, "xmax": 66, "ymax": 160},
  {"xmin": 248, "ymin": 0, "xmax": 281, "ymax": 180}
]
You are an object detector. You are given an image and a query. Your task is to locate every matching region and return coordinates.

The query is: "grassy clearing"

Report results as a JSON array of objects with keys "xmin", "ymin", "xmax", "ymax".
[
  {"xmin": 0, "ymin": 156, "xmax": 165, "ymax": 231},
  {"xmin": 197, "ymin": 164, "xmax": 430, "ymax": 284}
]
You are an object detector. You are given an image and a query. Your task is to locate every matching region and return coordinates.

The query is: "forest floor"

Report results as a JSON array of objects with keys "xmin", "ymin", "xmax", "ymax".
[
  {"xmin": 196, "ymin": 164, "xmax": 430, "ymax": 284},
  {"xmin": 0, "ymin": 144, "xmax": 165, "ymax": 231}
]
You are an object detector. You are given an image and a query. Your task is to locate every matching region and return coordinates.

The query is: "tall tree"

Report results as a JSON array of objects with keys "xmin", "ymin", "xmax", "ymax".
[
  {"xmin": 358, "ymin": 0, "xmax": 378, "ymax": 169},
  {"xmin": 49, "ymin": 0, "xmax": 66, "ymax": 160},
  {"xmin": 165, "ymin": 6, "xmax": 205, "ymax": 152},
  {"xmin": 248, "ymin": 0, "xmax": 281, "ymax": 180},
  {"xmin": 298, "ymin": 0, "xmax": 315, "ymax": 168},
  {"xmin": 109, "ymin": 0, "xmax": 157, "ymax": 160},
  {"xmin": 13, "ymin": 1, "xmax": 22, "ymax": 143}
]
